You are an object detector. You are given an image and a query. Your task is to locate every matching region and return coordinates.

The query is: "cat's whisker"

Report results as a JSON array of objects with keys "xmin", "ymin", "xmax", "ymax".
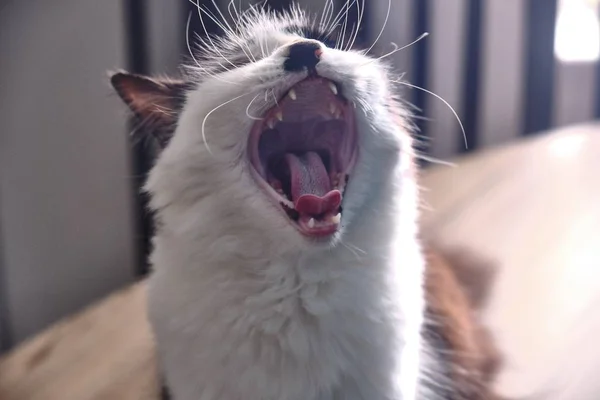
[
  {"xmin": 185, "ymin": 12, "xmax": 240, "ymax": 85},
  {"xmin": 228, "ymin": 4, "xmax": 260, "ymax": 63},
  {"xmin": 319, "ymin": 0, "xmax": 329, "ymax": 31},
  {"xmin": 392, "ymin": 79, "xmax": 468, "ymax": 150},
  {"xmin": 325, "ymin": 0, "xmax": 357, "ymax": 37},
  {"xmin": 344, "ymin": 23, "xmax": 356, "ymax": 50},
  {"xmin": 200, "ymin": 5, "xmax": 234, "ymax": 37},
  {"xmin": 202, "ymin": 92, "xmax": 253, "ymax": 155},
  {"xmin": 339, "ymin": 0, "xmax": 351, "ymax": 50},
  {"xmin": 257, "ymin": 34, "xmax": 266, "ymax": 58},
  {"xmin": 210, "ymin": 0, "xmax": 236, "ymax": 36},
  {"xmin": 227, "ymin": 0, "xmax": 239, "ymax": 29},
  {"xmin": 347, "ymin": 0, "xmax": 365, "ymax": 51},
  {"xmin": 190, "ymin": 0, "xmax": 237, "ymax": 70},
  {"xmin": 415, "ymin": 153, "xmax": 457, "ymax": 168},
  {"xmin": 246, "ymin": 93, "xmax": 264, "ymax": 121},
  {"xmin": 325, "ymin": 0, "xmax": 335, "ymax": 31},
  {"xmin": 362, "ymin": 33, "xmax": 429, "ymax": 63},
  {"xmin": 220, "ymin": 0, "xmax": 257, "ymax": 63},
  {"xmin": 339, "ymin": 240, "xmax": 364, "ymax": 260},
  {"xmin": 364, "ymin": 0, "xmax": 391, "ymax": 55},
  {"xmin": 335, "ymin": 24, "xmax": 343, "ymax": 50}
]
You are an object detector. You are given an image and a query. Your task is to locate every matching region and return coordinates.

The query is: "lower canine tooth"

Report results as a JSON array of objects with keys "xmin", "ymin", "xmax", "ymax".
[
  {"xmin": 308, "ymin": 218, "xmax": 315, "ymax": 228},
  {"xmin": 331, "ymin": 214, "xmax": 341, "ymax": 224}
]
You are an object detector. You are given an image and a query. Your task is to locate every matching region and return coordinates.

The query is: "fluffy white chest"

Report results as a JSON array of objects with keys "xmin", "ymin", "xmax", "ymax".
[{"xmin": 148, "ymin": 233, "xmax": 424, "ymax": 400}]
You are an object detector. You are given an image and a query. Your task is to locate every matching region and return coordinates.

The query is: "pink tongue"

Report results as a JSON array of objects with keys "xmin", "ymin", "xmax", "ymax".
[{"xmin": 285, "ymin": 152, "xmax": 341, "ymax": 216}]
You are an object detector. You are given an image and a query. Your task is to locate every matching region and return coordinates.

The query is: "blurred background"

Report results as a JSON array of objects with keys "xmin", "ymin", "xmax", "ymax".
[{"xmin": 1, "ymin": 0, "xmax": 599, "ymax": 356}]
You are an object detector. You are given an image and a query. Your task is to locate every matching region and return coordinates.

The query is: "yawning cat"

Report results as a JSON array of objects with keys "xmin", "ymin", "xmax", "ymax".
[{"xmin": 111, "ymin": 5, "xmax": 500, "ymax": 400}]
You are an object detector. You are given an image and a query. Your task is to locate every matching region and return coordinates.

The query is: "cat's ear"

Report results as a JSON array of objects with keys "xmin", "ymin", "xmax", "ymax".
[{"xmin": 110, "ymin": 71, "xmax": 190, "ymax": 148}]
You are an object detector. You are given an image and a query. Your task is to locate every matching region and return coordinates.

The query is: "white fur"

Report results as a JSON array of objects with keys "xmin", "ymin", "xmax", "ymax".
[{"xmin": 145, "ymin": 8, "xmax": 425, "ymax": 400}]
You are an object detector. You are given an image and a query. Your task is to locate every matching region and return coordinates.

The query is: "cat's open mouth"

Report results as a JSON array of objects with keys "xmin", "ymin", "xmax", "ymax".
[{"xmin": 249, "ymin": 77, "xmax": 358, "ymax": 238}]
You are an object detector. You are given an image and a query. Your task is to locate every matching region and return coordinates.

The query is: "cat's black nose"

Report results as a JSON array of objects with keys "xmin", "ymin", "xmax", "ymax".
[{"xmin": 283, "ymin": 41, "xmax": 322, "ymax": 72}]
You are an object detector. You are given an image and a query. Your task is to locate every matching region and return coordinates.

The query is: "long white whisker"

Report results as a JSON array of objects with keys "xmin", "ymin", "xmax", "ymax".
[
  {"xmin": 363, "ymin": 33, "xmax": 429, "ymax": 63},
  {"xmin": 339, "ymin": 0, "xmax": 351, "ymax": 50},
  {"xmin": 344, "ymin": 23, "xmax": 356, "ymax": 50},
  {"xmin": 228, "ymin": 0, "xmax": 239, "ymax": 27},
  {"xmin": 339, "ymin": 239, "xmax": 367, "ymax": 260},
  {"xmin": 364, "ymin": 0, "xmax": 391, "ymax": 54},
  {"xmin": 392, "ymin": 80, "xmax": 468, "ymax": 149},
  {"xmin": 201, "ymin": 4, "xmax": 233, "ymax": 35},
  {"xmin": 223, "ymin": 0, "xmax": 256, "ymax": 62},
  {"xmin": 202, "ymin": 92, "xmax": 252, "ymax": 155},
  {"xmin": 326, "ymin": 0, "xmax": 336, "ymax": 30},
  {"xmin": 246, "ymin": 93, "xmax": 264, "ymax": 121},
  {"xmin": 326, "ymin": 1, "xmax": 358, "ymax": 38},
  {"xmin": 326, "ymin": 0, "xmax": 356, "ymax": 35},
  {"xmin": 210, "ymin": 0, "xmax": 235, "ymax": 35},
  {"xmin": 347, "ymin": 0, "xmax": 364, "ymax": 50},
  {"xmin": 185, "ymin": 12, "xmax": 240, "ymax": 85},
  {"xmin": 226, "ymin": 1, "xmax": 258, "ymax": 62},
  {"xmin": 319, "ymin": 0, "xmax": 329, "ymax": 30},
  {"xmin": 416, "ymin": 154, "xmax": 457, "ymax": 167},
  {"xmin": 186, "ymin": 12, "xmax": 204, "ymax": 70},
  {"xmin": 198, "ymin": 4, "xmax": 254, "ymax": 64},
  {"xmin": 190, "ymin": 0, "xmax": 236, "ymax": 70}
]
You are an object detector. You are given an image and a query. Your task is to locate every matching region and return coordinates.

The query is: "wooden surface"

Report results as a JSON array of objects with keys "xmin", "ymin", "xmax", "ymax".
[{"xmin": 1, "ymin": 123, "xmax": 599, "ymax": 399}]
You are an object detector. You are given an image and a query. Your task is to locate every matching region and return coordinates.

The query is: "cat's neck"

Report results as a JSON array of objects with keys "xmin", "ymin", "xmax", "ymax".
[{"xmin": 148, "ymin": 153, "xmax": 426, "ymax": 400}]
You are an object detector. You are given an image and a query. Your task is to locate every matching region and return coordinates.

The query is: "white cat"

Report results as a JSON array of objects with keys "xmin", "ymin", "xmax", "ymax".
[{"xmin": 111, "ymin": 6, "xmax": 495, "ymax": 400}]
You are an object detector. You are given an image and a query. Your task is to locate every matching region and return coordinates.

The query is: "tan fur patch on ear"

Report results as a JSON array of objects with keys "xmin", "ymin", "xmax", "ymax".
[
  {"xmin": 110, "ymin": 72, "xmax": 189, "ymax": 147},
  {"xmin": 424, "ymin": 247, "xmax": 503, "ymax": 399},
  {"xmin": 111, "ymin": 72, "xmax": 186, "ymax": 118}
]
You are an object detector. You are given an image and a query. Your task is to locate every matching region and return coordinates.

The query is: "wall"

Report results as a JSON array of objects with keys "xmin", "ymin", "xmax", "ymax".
[{"xmin": 0, "ymin": 1, "xmax": 136, "ymax": 346}]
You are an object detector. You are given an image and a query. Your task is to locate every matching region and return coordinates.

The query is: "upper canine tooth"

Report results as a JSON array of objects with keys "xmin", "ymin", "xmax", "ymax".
[
  {"xmin": 267, "ymin": 118, "xmax": 275, "ymax": 129},
  {"xmin": 329, "ymin": 82, "xmax": 338, "ymax": 95},
  {"xmin": 288, "ymin": 89, "xmax": 297, "ymax": 100},
  {"xmin": 308, "ymin": 218, "xmax": 315, "ymax": 228},
  {"xmin": 276, "ymin": 111, "xmax": 283, "ymax": 121}
]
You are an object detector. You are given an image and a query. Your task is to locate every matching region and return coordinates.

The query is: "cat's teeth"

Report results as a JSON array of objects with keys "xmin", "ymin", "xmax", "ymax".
[
  {"xmin": 308, "ymin": 218, "xmax": 315, "ymax": 228},
  {"xmin": 288, "ymin": 89, "xmax": 297, "ymax": 100},
  {"xmin": 331, "ymin": 213, "xmax": 341, "ymax": 224},
  {"xmin": 334, "ymin": 109, "xmax": 342, "ymax": 119},
  {"xmin": 332, "ymin": 173, "xmax": 341, "ymax": 187},
  {"xmin": 276, "ymin": 111, "xmax": 283, "ymax": 121},
  {"xmin": 329, "ymin": 103, "xmax": 337, "ymax": 115},
  {"xmin": 329, "ymin": 82, "xmax": 338, "ymax": 95},
  {"xmin": 266, "ymin": 118, "xmax": 275, "ymax": 129}
]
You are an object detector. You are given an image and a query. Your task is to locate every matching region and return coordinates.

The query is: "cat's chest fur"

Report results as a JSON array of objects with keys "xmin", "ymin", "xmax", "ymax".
[{"xmin": 148, "ymin": 226, "xmax": 425, "ymax": 400}]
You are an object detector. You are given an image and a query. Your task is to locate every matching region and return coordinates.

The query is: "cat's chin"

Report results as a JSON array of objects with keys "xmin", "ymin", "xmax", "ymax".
[{"xmin": 248, "ymin": 76, "xmax": 358, "ymax": 239}]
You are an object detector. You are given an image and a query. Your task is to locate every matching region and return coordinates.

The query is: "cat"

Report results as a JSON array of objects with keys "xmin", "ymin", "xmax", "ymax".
[{"xmin": 111, "ymin": 5, "xmax": 500, "ymax": 400}]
